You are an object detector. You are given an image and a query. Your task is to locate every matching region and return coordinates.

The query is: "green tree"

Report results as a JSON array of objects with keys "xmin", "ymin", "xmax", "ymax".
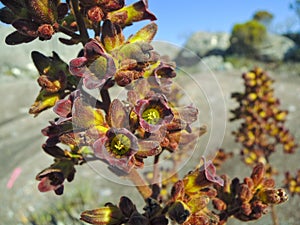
[
  {"xmin": 253, "ymin": 10, "xmax": 274, "ymax": 28},
  {"xmin": 230, "ymin": 20, "xmax": 267, "ymax": 57}
]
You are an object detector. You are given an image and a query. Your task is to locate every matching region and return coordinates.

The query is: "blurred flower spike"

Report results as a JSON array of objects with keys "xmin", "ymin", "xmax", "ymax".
[{"xmin": 231, "ymin": 67, "xmax": 297, "ymax": 175}]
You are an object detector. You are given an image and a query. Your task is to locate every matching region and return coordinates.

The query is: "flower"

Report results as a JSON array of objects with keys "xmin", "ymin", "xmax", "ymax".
[
  {"xmin": 168, "ymin": 173, "xmax": 220, "ymax": 225},
  {"xmin": 70, "ymin": 20, "xmax": 161, "ymax": 89},
  {"xmin": 93, "ymin": 128, "xmax": 139, "ymax": 173},
  {"xmin": 183, "ymin": 157, "xmax": 224, "ymax": 195},
  {"xmin": 70, "ymin": 39, "xmax": 116, "ymax": 89},
  {"xmin": 36, "ymin": 159, "xmax": 76, "ymax": 195},
  {"xmin": 42, "ymin": 90, "xmax": 108, "ymax": 147},
  {"xmin": 132, "ymin": 94, "xmax": 174, "ymax": 133}
]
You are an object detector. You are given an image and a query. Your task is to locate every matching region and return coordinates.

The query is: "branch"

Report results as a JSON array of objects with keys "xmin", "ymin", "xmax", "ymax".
[{"xmin": 70, "ymin": 0, "xmax": 90, "ymax": 45}]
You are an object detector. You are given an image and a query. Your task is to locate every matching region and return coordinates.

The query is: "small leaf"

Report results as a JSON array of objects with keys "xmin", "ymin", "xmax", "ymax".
[
  {"xmin": 59, "ymin": 37, "xmax": 80, "ymax": 45},
  {"xmin": 42, "ymin": 144, "xmax": 66, "ymax": 158},
  {"xmin": 0, "ymin": 7, "xmax": 17, "ymax": 24},
  {"xmin": 0, "ymin": 0, "xmax": 25, "ymax": 15},
  {"xmin": 31, "ymin": 51, "xmax": 51, "ymax": 74},
  {"xmin": 5, "ymin": 31, "xmax": 36, "ymax": 45}
]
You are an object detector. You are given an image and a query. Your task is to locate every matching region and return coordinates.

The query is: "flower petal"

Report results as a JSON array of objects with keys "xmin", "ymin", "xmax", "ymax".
[
  {"xmin": 53, "ymin": 99, "xmax": 72, "ymax": 117},
  {"xmin": 127, "ymin": 22, "xmax": 157, "ymax": 43},
  {"xmin": 69, "ymin": 57, "xmax": 88, "ymax": 77},
  {"xmin": 5, "ymin": 30, "xmax": 36, "ymax": 45},
  {"xmin": 108, "ymin": 99, "xmax": 129, "ymax": 128}
]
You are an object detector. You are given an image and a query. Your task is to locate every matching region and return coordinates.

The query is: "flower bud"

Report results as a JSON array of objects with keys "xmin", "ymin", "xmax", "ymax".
[
  {"xmin": 168, "ymin": 201, "xmax": 191, "ymax": 224},
  {"xmin": 80, "ymin": 205, "xmax": 124, "ymax": 225}
]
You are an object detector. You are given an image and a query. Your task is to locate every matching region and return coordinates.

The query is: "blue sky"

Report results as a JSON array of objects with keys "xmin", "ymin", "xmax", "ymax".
[
  {"xmin": 124, "ymin": 0, "xmax": 299, "ymax": 46},
  {"xmin": 0, "ymin": 1, "xmax": 298, "ymax": 46}
]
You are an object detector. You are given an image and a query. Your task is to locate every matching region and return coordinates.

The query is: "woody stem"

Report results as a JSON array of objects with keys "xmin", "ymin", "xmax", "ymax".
[{"xmin": 128, "ymin": 169, "xmax": 152, "ymax": 200}]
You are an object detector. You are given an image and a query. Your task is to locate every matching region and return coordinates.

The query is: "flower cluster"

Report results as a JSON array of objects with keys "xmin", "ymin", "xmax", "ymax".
[
  {"xmin": 0, "ymin": 0, "xmax": 68, "ymax": 44},
  {"xmin": 284, "ymin": 169, "xmax": 300, "ymax": 196},
  {"xmin": 166, "ymin": 158, "xmax": 224, "ymax": 225},
  {"xmin": 231, "ymin": 67, "xmax": 297, "ymax": 171},
  {"xmin": 0, "ymin": 0, "xmax": 156, "ymax": 45},
  {"xmin": 27, "ymin": 0, "xmax": 200, "ymax": 196},
  {"xmin": 213, "ymin": 163, "xmax": 288, "ymax": 224},
  {"xmin": 29, "ymin": 51, "xmax": 80, "ymax": 115},
  {"xmin": 1, "ymin": 1, "xmax": 293, "ymax": 225}
]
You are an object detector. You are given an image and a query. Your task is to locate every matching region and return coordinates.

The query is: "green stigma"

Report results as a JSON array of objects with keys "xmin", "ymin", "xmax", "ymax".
[
  {"xmin": 142, "ymin": 108, "xmax": 161, "ymax": 125},
  {"xmin": 110, "ymin": 134, "xmax": 131, "ymax": 156}
]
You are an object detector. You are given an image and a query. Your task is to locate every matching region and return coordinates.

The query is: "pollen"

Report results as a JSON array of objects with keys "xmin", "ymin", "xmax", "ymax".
[
  {"xmin": 142, "ymin": 108, "xmax": 160, "ymax": 125},
  {"xmin": 110, "ymin": 134, "xmax": 131, "ymax": 156}
]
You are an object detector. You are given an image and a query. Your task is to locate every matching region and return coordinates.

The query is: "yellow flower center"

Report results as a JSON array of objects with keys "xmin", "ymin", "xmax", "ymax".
[
  {"xmin": 142, "ymin": 108, "xmax": 160, "ymax": 125},
  {"xmin": 110, "ymin": 134, "xmax": 131, "ymax": 156}
]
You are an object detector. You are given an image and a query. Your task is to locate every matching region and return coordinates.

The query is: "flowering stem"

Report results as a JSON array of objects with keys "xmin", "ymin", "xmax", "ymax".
[
  {"xmin": 271, "ymin": 205, "xmax": 279, "ymax": 225},
  {"xmin": 70, "ymin": 0, "xmax": 90, "ymax": 45},
  {"xmin": 100, "ymin": 79, "xmax": 114, "ymax": 114},
  {"xmin": 128, "ymin": 169, "xmax": 152, "ymax": 200},
  {"xmin": 93, "ymin": 22, "xmax": 101, "ymax": 37},
  {"xmin": 153, "ymin": 154, "xmax": 161, "ymax": 185}
]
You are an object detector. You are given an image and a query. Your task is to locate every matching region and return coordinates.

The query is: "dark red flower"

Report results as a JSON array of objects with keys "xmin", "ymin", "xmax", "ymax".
[
  {"xmin": 133, "ymin": 94, "xmax": 174, "ymax": 132},
  {"xmin": 93, "ymin": 128, "xmax": 139, "ymax": 173},
  {"xmin": 69, "ymin": 39, "xmax": 116, "ymax": 89}
]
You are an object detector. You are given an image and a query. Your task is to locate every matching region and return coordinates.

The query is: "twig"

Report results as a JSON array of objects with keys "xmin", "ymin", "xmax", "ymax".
[{"xmin": 57, "ymin": 25, "xmax": 81, "ymax": 39}]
